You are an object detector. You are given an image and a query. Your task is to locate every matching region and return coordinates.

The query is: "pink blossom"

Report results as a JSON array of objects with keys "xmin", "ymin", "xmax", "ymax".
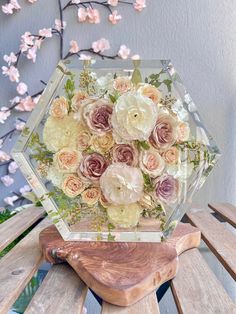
[
  {"xmin": 10, "ymin": 96, "xmax": 21, "ymax": 105},
  {"xmin": 72, "ymin": 0, "xmax": 80, "ymax": 3},
  {"xmin": 92, "ymin": 38, "xmax": 110, "ymax": 53},
  {"xmin": 2, "ymin": 3, "xmax": 14, "ymax": 14},
  {"xmin": 108, "ymin": 10, "xmax": 122, "ymax": 24},
  {"xmin": 27, "ymin": 46, "xmax": 37, "ymax": 63},
  {"xmin": 15, "ymin": 120, "xmax": 26, "ymax": 131},
  {"xmin": 79, "ymin": 54, "xmax": 92, "ymax": 60},
  {"xmin": 3, "ymin": 53, "xmax": 17, "ymax": 66},
  {"xmin": 33, "ymin": 95, "xmax": 41, "ymax": 104},
  {"xmin": 54, "ymin": 19, "xmax": 67, "ymax": 31},
  {"xmin": 0, "ymin": 151, "xmax": 11, "ymax": 162},
  {"xmin": 69, "ymin": 40, "xmax": 80, "ymax": 53},
  {"xmin": 87, "ymin": 7, "xmax": 100, "ymax": 24},
  {"xmin": 8, "ymin": 161, "xmax": 18, "ymax": 174},
  {"xmin": 10, "ymin": 0, "xmax": 21, "ymax": 10},
  {"xmin": 2, "ymin": 65, "xmax": 20, "ymax": 82},
  {"xmin": 35, "ymin": 38, "xmax": 43, "ymax": 49},
  {"xmin": 0, "ymin": 107, "xmax": 11, "ymax": 124},
  {"xmin": 0, "ymin": 140, "xmax": 3, "ymax": 149},
  {"xmin": 20, "ymin": 185, "xmax": 31, "ymax": 195},
  {"xmin": 4, "ymin": 196, "xmax": 18, "ymax": 206},
  {"xmin": 39, "ymin": 28, "xmax": 52, "ymax": 38},
  {"xmin": 28, "ymin": 0, "xmax": 37, "ymax": 3},
  {"xmin": 118, "ymin": 45, "xmax": 130, "ymax": 59},
  {"xmin": 78, "ymin": 8, "xmax": 87, "ymax": 22},
  {"xmin": 21, "ymin": 32, "xmax": 34, "ymax": 46},
  {"xmin": 1, "ymin": 175, "xmax": 14, "ymax": 187},
  {"xmin": 131, "ymin": 54, "xmax": 140, "ymax": 60},
  {"xmin": 15, "ymin": 96, "xmax": 35, "ymax": 111},
  {"xmin": 16, "ymin": 82, "xmax": 28, "ymax": 95},
  {"xmin": 108, "ymin": 0, "xmax": 118, "ymax": 6},
  {"xmin": 134, "ymin": 0, "xmax": 146, "ymax": 11}
]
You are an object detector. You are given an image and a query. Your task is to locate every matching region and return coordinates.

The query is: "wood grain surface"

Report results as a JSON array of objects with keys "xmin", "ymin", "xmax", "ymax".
[
  {"xmin": 209, "ymin": 202, "xmax": 236, "ymax": 228},
  {"xmin": 39, "ymin": 223, "xmax": 200, "ymax": 306}
]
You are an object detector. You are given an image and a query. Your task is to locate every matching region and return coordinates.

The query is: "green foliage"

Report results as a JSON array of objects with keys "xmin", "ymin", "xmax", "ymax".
[
  {"xmin": 142, "ymin": 172, "xmax": 154, "ymax": 192},
  {"xmin": 145, "ymin": 71, "xmax": 172, "ymax": 93},
  {"xmin": 28, "ymin": 132, "xmax": 53, "ymax": 164},
  {"xmin": 64, "ymin": 74, "xmax": 75, "ymax": 107},
  {"xmin": 0, "ymin": 209, "xmax": 14, "ymax": 224},
  {"xmin": 109, "ymin": 92, "xmax": 119, "ymax": 103},
  {"xmin": 137, "ymin": 140, "xmax": 150, "ymax": 150}
]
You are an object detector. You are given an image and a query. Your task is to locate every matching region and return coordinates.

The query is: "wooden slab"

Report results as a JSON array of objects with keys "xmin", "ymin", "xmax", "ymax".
[
  {"xmin": 209, "ymin": 203, "xmax": 236, "ymax": 228},
  {"xmin": 39, "ymin": 223, "xmax": 200, "ymax": 306},
  {"xmin": 171, "ymin": 249, "xmax": 236, "ymax": 314},
  {"xmin": 25, "ymin": 264, "xmax": 87, "ymax": 314}
]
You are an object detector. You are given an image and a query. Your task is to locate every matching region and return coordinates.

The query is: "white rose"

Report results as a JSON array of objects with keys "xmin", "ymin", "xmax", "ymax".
[
  {"xmin": 100, "ymin": 163, "xmax": 143, "ymax": 205},
  {"xmin": 111, "ymin": 92, "xmax": 158, "ymax": 141}
]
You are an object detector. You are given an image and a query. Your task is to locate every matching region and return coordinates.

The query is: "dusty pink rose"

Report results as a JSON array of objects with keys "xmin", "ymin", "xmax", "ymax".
[
  {"xmin": 134, "ymin": 0, "xmax": 146, "ymax": 11},
  {"xmin": 83, "ymin": 100, "xmax": 113, "ymax": 135},
  {"xmin": 153, "ymin": 174, "xmax": 179, "ymax": 204},
  {"xmin": 118, "ymin": 45, "xmax": 130, "ymax": 59},
  {"xmin": 109, "ymin": 10, "xmax": 122, "ymax": 24},
  {"xmin": 113, "ymin": 77, "xmax": 132, "ymax": 94},
  {"xmin": 139, "ymin": 148, "xmax": 165, "ymax": 177},
  {"xmin": 112, "ymin": 144, "xmax": 138, "ymax": 166},
  {"xmin": 87, "ymin": 7, "xmax": 100, "ymax": 24},
  {"xmin": 79, "ymin": 153, "xmax": 108, "ymax": 182},
  {"xmin": 150, "ymin": 114, "xmax": 178, "ymax": 150},
  {"xmin": 15, "ymin": 96, "xmax": 35, "ymax": 111},
  {"xmin": 108, "ymin": 0, "xmax": 118, "ymax": 6},
  {"xmin": 69, "ymin": 40, "xmax": 80, "ymax": 53},
  {"xmin": 16, "ymin": 82, "xmax": 28, "ymax": 95},
  {"xmin": 92, "ymin": 38, "xmax": 110, "ymax": 53}
]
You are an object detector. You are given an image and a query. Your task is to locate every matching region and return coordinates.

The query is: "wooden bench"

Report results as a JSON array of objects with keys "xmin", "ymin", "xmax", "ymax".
[{"xmin": 0, "ymin": 203, "xmax": 236, "ymax": 314}]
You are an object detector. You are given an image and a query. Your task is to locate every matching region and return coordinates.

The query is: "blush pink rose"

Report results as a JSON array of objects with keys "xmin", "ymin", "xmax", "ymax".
[
  {"xmin": 150, "ymin": 114, "xmax": 178, "ymax": 150},
  {"xmin": 79, "ymin": 153, "xmax": 108, "ymax": 182},
  {"xmin": 112, "ymin": 144, "xmax": 138, "ymax": 166},
  {"xmin": 62, "ymin": 174, "xmax": 85, "ymax": 198},
  {"xmin": 83, "ymin": 100, "xmax": 113, "ymax": 135},
  {"xmin": 139, "ymin": 148, "xmax": 165, "ymax": 177},
  {"xmin": 153, "ymin": 174, "xmax": 179, "ymax": 204}
]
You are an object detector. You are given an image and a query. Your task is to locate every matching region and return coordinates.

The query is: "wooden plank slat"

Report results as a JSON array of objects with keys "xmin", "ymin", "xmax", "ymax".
[
  {"xmin": 0, "ymin": 205, "xmax": 45, "ymax": 252},
  {"xmin": 0, "ymin": 218, "xmax": 50, "ymax": 314},
  {"xmin": 209, "ymin": 203, "xmax": 236, "ymax": 228},
  {"xmin": 102, "ymin": 292, "xmax": 160, "ymax": 314},
  {"xmin": 171, "ymin": 249, "xmax": 236, "ymax": 314},
  {"xmin": 187, "ymin": 210, "xmax": 236, "ymax": 280},
  {"xmin": 25, "ymin": 264, "xmax": 87, "ymax": 314}
]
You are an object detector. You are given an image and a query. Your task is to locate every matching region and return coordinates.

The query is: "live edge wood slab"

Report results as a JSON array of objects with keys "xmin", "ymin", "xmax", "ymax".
[{"xmin": 39, "ymin": 223, "xmax": 201, "ymax": 307}]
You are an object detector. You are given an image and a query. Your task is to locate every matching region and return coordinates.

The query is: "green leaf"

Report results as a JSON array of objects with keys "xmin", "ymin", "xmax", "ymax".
[
  {"xmin": 109, "ymin": 94, "xmax": 118, "ymax": 103},
  {"xmin": 137, "ymin": 140, "xmax": 150, "ymax": 150},
  {"xmin": 163, "ymin": 79, "xmax": 172, "ymax": 93}
]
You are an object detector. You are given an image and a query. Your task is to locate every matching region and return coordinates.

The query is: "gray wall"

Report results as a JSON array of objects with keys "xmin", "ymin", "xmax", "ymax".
[{"xmin": 0, "ymin": 1, "xmax": 236, "ymax": 312}]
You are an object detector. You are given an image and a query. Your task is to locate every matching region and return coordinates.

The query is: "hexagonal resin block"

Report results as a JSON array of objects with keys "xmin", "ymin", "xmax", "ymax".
[{"xmin": 12, "ymin": 60, "xmax": 220, "ymax": 242}]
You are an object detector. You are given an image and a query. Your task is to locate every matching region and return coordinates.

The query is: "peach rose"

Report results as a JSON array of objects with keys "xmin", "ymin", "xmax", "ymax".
[
  {"xmin": 54, "ymin": 148, "xmax": 81, "ymax": 173},
  {"xmin": 49, "ymin": 97, "xmax": 69, "ymax": 119},
  {"xmin": 71, "ymin": 91, "xmax": 88, "ymax": 111},
  {"xmin": 62, "ymin": 174, "xmax": 85, "ymax": 198},
  {"xmin": 90, "ymin": 132, "xmax": 114, "ymax": 154},
  {"xmin": 81, "ymin": 187, "xmax": 101, "ymax": 205},
  {"xmin": 162, "ymin": 147, "xmax": 179, "ymax": 165},
  {"xmin": 113, "ymin": 76, "xmax": 132, "ymax": 94},
  {"xmin": 139, "ymin": 148, "xmax": 165, "ymax": 178},
  {"xmin": 177, "ymin": 122, "xmax": 190, "ymax": 142},
  {"xmin": 77, "ymin": 130, "xmax": 92, "ymax": 151},
  {"xmin": 138, "ymin": 84, "xmax": 162, "ymax": 104}
]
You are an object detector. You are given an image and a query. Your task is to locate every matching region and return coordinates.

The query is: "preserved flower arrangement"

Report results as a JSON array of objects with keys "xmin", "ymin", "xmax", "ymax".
[{"xmin": 12, "ymin": 60, "xmax": 220, "ymax": 242}]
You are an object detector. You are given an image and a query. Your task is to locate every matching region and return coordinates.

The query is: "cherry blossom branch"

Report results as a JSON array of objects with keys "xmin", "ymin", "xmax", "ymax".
[{"xmin": 58, "ymin": 0, "xmax": 64, "ymax": 59}]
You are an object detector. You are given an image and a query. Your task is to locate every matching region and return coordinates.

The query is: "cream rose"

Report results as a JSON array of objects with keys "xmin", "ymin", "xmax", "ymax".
[
  {"xmin": 54, "ymin": 148, "xmax": 81, "ymax": 173},
  {"xmin": 49, "ymin": 97, "xmax": 69, "ymax": 119},
  {"xmin": 138, "ymin": 84, "xmax": 162, "ymax": 104},
  {"xmin": 43, "ymin": 114, "xmax": 80, "ymax": 152},
  {"xmin": 107, "ymin": 203, "xmax": 142, "ymax": 228},
  {"xmin": 177, "ymin": 122, "xmax": 190, "ymax": 142},
  {"xmin": 100, "ymin": 163, "xmax": 143, "ymax": 205},
  {"xmin": 81, "ymin": 187, "xmax": 101, "ymax": 205},
  {"xmin": 149, "ymin": 114, "xmax": 178, "ymax": 150},
  {"xmin": 90, "ymin": 132, "xmax": 114, "ymax": 154},
  {"xmin": 62, "ymin": 174, "xmax": 85, "ymax": 198},
  {"xmin": 71, "ymin": 91, "xmax": 88, "ymax": 111},
  {"xmin": 113, "ymin": 76, "xmax": 133, "ymax": 94},
  {"xmin": 139, "ymin": 148, "xmax": 165, "ymax": 177},
  {"xmin": 111, "ymin": 92, "xmax": 158, "ymax": 141},
  {"xmin": 77, "ymin": 130, "xmax": 92, "ymax": 151},
  {"xmin": 162, "ymin": 147, "xmax": 179, "ymax": 165}
]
